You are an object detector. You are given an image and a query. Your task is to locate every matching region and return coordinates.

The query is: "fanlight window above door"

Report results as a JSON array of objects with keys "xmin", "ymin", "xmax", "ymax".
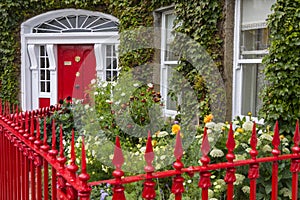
[{"xmin": 33, "ymin": 15, "xmax": 119, "ymax": 33}]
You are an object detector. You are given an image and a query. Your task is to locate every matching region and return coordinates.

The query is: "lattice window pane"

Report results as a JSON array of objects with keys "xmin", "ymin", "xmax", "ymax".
[{"xmin": 33, "ymin": 14, "xmax": 118, "ymax": 33}]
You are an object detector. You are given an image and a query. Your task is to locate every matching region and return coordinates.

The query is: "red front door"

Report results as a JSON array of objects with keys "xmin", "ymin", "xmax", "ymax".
[{"xmin": 58, "ymin": 44, "xmax": 96, "ymax": 101}]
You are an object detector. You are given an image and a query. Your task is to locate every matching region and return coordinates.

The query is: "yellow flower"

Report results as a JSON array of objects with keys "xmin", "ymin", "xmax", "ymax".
[
  {"xmin": 280, "ymin": 135, "xmax": 285, "ymax": 140},
  {"xmin": 152, "ymin": 140, "xmax": 157, "ymax": 147},
  {"xmin": 248, "ymin": 112, "xmax": 252, "ymax": 116},
  {"xmin": 172, "ymin": 124, "xmax": 181, "ymax": 134},
  {"xmin": 204, "ymin": 114, "xmax": 214, "ymax": 123},
  {"xmin": 236, "ymin": 128, "xmax": 244, "ymax": 133}
]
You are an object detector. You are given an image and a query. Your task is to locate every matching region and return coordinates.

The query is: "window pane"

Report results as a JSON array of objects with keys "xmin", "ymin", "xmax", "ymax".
[
  {"xmin": 41, "ymin": 82, "xmax": 45, "ymax": 92},
  {"xmin": 113, "ymin": 71, "xmax": 118, "ymax": 81},
  {"xmin": 106, "ymin": 45, "xmax": 111, "ymax": 56},
  {"xmin": 241, "ymin": 0, "xmax": 275, "ymax": 26},
  {"xmin": 113, "ymin": 45, "xmax": 116, "ymax": 56},
  {"xmin": 40, "ymin": 58, "xmax": 45, "ymax": 68},
  {"xmin": 166, "ymin": 65, "xmax": 178, "ymax": 111},
  {"xmin": 47, "ymin": 82, "xmax": 50, "ymax": 92},
  {"xmin": 40, "ymin": 46, "xmax": 45, "ymax": 56},
  {"xmin": 164, "ymin": 13, "xmax": 178, "ymax": 61},
  {"xmin": 41, "ymin": 70, "xmax": 45, "ymax": 80},
  {"xmin": 240, "ymin": 28, "xmax": 269, "ymax": 52},
  {"xmin": 113, "ymin": 59, "xmax": 117, "ymax": 69},
  {"xmin": 106, "ymin": 71, "xmax": 111, "ymax": 81},
  {"xmin": 241, "ymin": 64, "xmax": 265, "ymax": 116},
  {"xmin": 46, "ymin": 70, "xmax": 50, "ymax": 80},
  {"xmin": 106, "ymin": 58, "xmax": 111, "ymax": 69}
]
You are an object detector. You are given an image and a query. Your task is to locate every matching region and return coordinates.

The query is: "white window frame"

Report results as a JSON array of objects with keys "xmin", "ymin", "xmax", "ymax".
[
  {"xmin": 160, "ymin": 10, "xmax": 178, "ymax": 117},
  {"xmin": 232, "ymin": 0, "xmax": 274, "ymax": 123},
  {"xmin": 104, "ymin": 44, "xmax": 119, "ymax": 82},
  {"xmin": 39, "ymin": 45, "xmax": 51, "ymax": 97}
]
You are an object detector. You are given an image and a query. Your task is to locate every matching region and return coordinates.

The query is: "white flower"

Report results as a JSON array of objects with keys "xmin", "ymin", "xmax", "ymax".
[
  {"xmin": 242, "ymin": 121, "xmax": 254, "ymax": 131},
  {"xmin": 205, "ymin": 122, "xmax": 216, "ymax": 129},
  {"xmin": 121, "ymin": 92, "xmax": 126, "ymax": 97},
  {"xmin": 157, "ymin": 131, "xmax": 169, "ymax": 138},
  {"xmin": 234, "ymin": 174, "xmax": 245, "ymax": 185},
  {"xmin": 140, "ymin": 146, "xmax": 146, "ymax": 153},
  {"xmin": 187, "ymin": 179, "xmax": 192, "ymax": 184},
  {"xmin": 283, "ymin": 147, "xmax": 290, "ymax": 154},
  {"xmin": 242, "ymin": 186, "xmax": 250, "ymax": 194},
  {"xmin": 133, "ymin": 83, "xmax": 139, "ymax": 87},
  {"xmin": 102, "ymin": 82, "xmax": 108, "ymax": 87},
  {"xmin": 111, "ymin": 82, "xmax": 117, "ymax": 87},
  {"xmin": 94, "ymin": 91, "xmax": 98, "ymax": 95},
  {"xmin": 105, "ymin": 99, "xmax": 112, "ymax": 104},
  {"xmin": 160, "ymin": 155, "xmax": 166, "ymax": 160},
  {"xmin": 114, "ymin": 101, "xmax": 120, "ymax": 105},
  {"xmin": 90, "ymin": 79, "xmax": 96, "ymax": 84},
  {"xmin": 262, "ymin": 144, "xmax": 272, "ymax": 153},
  {"xmin": 84, "ymin": 104, "xmax": 90, "ymax": 109},
  {"xmin": 147, "ymin": 83, "xmax": 153, "ymax": 88},
  {"xmin": 210, "ymin": 148, "xmax": 224, "ymax": 158},
  {"xmin": 279, "ymin": 187, "xmax": 291, "ymax": 198},
  {"xmin": 260, "ymin": 134, "xmax": 273, "ymax": 141},
  {"xmin": 76, "ymin": 72, "xmax": 80, "ymax": 77}
]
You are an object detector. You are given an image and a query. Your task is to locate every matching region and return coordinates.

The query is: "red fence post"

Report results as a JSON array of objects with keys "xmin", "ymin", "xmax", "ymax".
[
  {"xmin": 40, "ymin": 117, "xmax": 50, "ymax": 200},
  {"xmin": 48, "ymin": 119, "xmax": 58, "ymax": 200},
  {"xmin": 248, "ymin": 122, "xmax": 259, "ymax": 200},
  {"xmin": 78, "ymin": 136, "xmax": 92, "ymax": 200},
  {"xmin": 224, "ymin": 123, "xmax": 236, "ymax": 200},
  {"xmin": 171, "ymin": 131, "xmax": 184, "ymax": 200},
  {"xmin": 198, "ymin": 127, "xmax": 211, "ymax": 200},
  {"xmin": 112, "ymin": 136, "xmax": 126, "ymax": 200},
  {"xmin": 291, "ymin": 120, "xmax": 300, "ymax": 200},
  {"xmin": 66, "ymin": 130, "xmax": 79, "ymax": 200},
  {"xmin": 57, "ymin": 125, "xmax": 68, "ymax": 200},
  {"xmin": 271, "ymin": 121, "xmax": 280, "ymax": 200},
  {"xmin": 142, "ymin": 132, "xmax": 156, "ymax": 200}
]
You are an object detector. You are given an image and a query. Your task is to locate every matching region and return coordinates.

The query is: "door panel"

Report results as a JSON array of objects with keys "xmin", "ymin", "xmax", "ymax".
[{"xmin": 58, "ymin": 45, "xmax": 96, "ymax": 101}]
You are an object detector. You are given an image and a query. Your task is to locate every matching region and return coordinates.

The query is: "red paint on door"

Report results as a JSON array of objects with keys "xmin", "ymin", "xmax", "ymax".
[
  {"xmin": 58, "ymin": 45, "xmax": 96, "ymax": 101},
  {"xmin": 39, "ymin": 98, "xmax": 50, "ymax": 108}
]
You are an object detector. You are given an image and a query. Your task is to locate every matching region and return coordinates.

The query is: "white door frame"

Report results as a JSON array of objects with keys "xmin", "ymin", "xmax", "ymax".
[{"xmin": 21, "ymin": 9, "xmax": 119, "ymax": 110}]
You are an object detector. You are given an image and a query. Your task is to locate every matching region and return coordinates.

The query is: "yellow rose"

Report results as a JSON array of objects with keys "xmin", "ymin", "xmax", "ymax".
[
  {"xmin": 172, "ymin": 124, "xmax": 181, "ymax": 134},
  {"xmin": 204, "ymin": 114, "xmax": 214, "ymax": 123}
]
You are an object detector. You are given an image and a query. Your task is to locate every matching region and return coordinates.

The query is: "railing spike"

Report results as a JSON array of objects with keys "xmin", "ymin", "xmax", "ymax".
[
  {"xmin": 226, "ymin": 123, "xmax": 235, "ymax": 153},
  {"xmin": 144, "ymin": 131, "xmax": 154, "ymax": 172},
  {"xmin": 201, "ymin": 127, "xmax": 210, "ymax": 157},
  {"xmin": 112, "ymin": 136, "xmax": 124, "ymax": 170},
  {"xmin": 80, "ymin": 136, "xmax": 87, "ymax": 174},
  {"xmin": 174, "ymin": 130, "xmax": 183, "ymax": 160},
  {"xmin": 272, "ymin": 121, "xmax": 280, "ymax": 150},
  {"xmin": 34, "ymin": 118, "xmax": 43, "ymax": 148}
]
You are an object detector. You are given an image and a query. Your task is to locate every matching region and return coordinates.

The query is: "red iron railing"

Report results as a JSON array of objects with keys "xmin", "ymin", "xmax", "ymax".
[
  {"xmin": 0, "ymin": 102, "xmax": 91, "ymax": 200},
  {"xmin": 90, "ymin": 121, "xmax": 300, "ymax": 200},
  {"xmin": 0, "ymin": 100, "xmax": 299, "ymax": 200}
]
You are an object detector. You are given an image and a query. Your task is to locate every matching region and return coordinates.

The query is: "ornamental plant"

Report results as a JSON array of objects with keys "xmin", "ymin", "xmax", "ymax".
[{"xmin": 259, "ymin": 0, "xmax": 300, "ymax": 135}]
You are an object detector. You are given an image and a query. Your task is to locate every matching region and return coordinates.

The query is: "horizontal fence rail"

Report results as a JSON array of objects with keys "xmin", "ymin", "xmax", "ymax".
[{"xmin": 0, "ymin": 101, "xmax": 91, "ymax": 200}]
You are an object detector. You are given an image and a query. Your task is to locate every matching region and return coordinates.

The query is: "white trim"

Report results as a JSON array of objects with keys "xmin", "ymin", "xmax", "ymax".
[
  {"xmin": 27, "ymin": 45, "xmax": 38, "ymax": 70},
  {"xmin": 46, "ymin": 44, "xmax": 57, "ymax": 70},
  {"xmin": 232, "ymin": 0, "xmax": 241, "ymax": 119},
  {"xmin": 20, "ymin": 9, "xmax": 119, "ymax": 110}
]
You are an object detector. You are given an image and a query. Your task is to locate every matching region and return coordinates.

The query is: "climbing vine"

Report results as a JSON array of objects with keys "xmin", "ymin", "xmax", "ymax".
[{"xmin": 259, "ymin": 0, "xmax": 300, "ymax": 135}]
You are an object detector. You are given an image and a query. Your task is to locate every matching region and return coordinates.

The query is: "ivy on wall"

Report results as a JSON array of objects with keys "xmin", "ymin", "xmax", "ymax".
[
  {"xmin": 259, "ymin": 0, "xmax": 300, "ymax": 135},
  {"xmin": 0, "ymin": 0, "xmax": 225, "ymax": 117}
]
